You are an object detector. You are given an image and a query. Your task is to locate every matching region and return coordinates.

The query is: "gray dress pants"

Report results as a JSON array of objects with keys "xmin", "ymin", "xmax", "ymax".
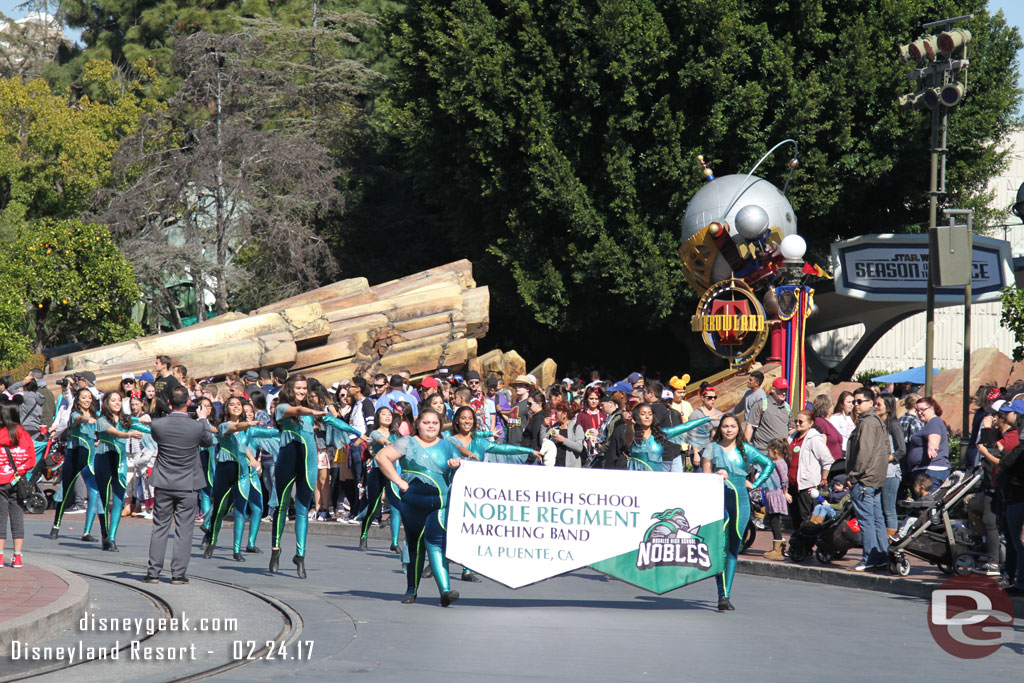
[{"xmin": 146, "ymin": 488, "xmax": 197, "ymax": 578}]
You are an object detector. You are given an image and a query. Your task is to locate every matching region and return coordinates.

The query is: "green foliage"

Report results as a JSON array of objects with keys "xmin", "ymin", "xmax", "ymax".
[
  {"xmin": 380, "ymin": 0, "xmax": 1022, "ymax": 340},
  {"xmin": 855, "ymin": 368, "xmax": 895, "ymax": 385},
  {"xmin": 1000, "ymin": 285, "xmax": 1024, "ymax": 362},
  {"xmin": 0, "ymin": 69, "xmax": 155, "ymax": 363}
]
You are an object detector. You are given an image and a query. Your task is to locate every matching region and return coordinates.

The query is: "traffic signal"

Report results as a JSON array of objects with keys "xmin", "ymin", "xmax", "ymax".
[
  {"xmin": 940, "ymin": 82, "xmax": 965, "ymax": 106},
  {"xmin": 938, "ymin": 29, "xmax": 971, "ymax": 55}
]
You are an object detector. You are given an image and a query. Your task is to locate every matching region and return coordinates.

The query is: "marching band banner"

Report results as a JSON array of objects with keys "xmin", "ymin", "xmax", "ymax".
[{"xmin": 446, "ymin": 462, "xmax": 725, "ymax": 594}]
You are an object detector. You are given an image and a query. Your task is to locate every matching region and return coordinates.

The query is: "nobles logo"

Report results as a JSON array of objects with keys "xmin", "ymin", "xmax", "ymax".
[
  {"xmin": 636, "ymin": 508, "xmax": 712, "ymax": 571},
  {"xmin": 928, "ymin": 575, "xmax": 1014, "ymax": 658}
]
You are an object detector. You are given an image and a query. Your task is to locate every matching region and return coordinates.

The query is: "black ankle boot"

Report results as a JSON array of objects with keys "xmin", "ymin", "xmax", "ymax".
[
  {"xmin": 269, "ymin": 548, "xmax": 281, "ymax": 573},
  {"xmin": 359, "ymin": 537, "xmax": 368, "ymax": 551},
  {"xmin": 462, "ymin": 570, "xmax": 481, "ymax": 583},
  {"xmin": 233, "ymin": 552, "xmax": 246, "ymax": 562},
  {"xmin": 440, "ymin": 590, "xmax": 460, "ymax": 607},
  {"xmin": 49, "ymin": 527, "xmax": 59, "ymax": 540},
  {"xmin": 203, "ymin": 542, "xmax": 215, "ymax": 559},
  {"xmin": 246, "ymin": 545, "xmax": 262, "ymax": 553},
  {"xmin": 293, "ymin": 554, "xmax": 306, "ymax": 579},
  {"xmin": 401, "ymin": 592, "xmax": 416, "ymax": 604},
  {"xmin": 717, "ymin": 597, "xmax": 735, "ymax": 611},
  {"xmin": 103, "ymin": 540, "xmax": 119, "ymax": 552},
  {"xmin": 390, "ymin": 543, "xmax": 400, "ymax": 554},
  {"xmin": 81, "ymin": 534, "xmax": 96, "ymax": 542}
]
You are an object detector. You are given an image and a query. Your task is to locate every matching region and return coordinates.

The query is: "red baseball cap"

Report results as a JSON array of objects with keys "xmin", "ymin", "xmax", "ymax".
[
  {"xmin": 772, "ymin": 377, "xmax": 790, "ymax": 390},
  {"xmin": 420, "ymin": 376, "xmax": 440, "ymax": 389}
]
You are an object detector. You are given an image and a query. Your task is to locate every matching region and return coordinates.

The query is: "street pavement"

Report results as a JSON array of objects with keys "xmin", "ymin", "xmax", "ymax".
[{"xmin": 2, "ymin": 515, "xmax": 1022, "ymax": 681}]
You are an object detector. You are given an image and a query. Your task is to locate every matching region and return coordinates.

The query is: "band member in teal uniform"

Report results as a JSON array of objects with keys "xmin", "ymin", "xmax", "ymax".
[
  {"xmin": 204, "ymin": 396, "xmax": 280, "ymax": 561},
  {"xmin": 50, "ymin": 388, "xmax": 103, "ymax": 541},
  {"xmin": 625, "ymin": 404, "xmax": 709, "ymax": 471},
  {"xmin": 446, "ymin": 405, "xmax": 538, "ymax": 583},
  {"xmin": 359, "ymin": 406, "xmax": 402, "ymax": 552},
  {"xmin": 93, "ymin": 391, "xmax": 147, "ymax": 551},
  {"xmin": 701, "ymin": 414, "xmax": 774, "ymax": 611},
  {"xmin": 377, "ymin": 409, "xmax": 463, "ymax": 606},
  {"xmin": 193, "ymin": 396, "xmax": 216, "ymax": 527},
  {"xmin": 271, "ymin": 374, "xmax": 362, "ymax": 578}
]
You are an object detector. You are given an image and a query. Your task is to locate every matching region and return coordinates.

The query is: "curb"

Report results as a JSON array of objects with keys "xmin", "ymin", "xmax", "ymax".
[
  {"xmin": 0, "ymin": 560, "xmax": 89, "ymax": 656},
  {"xmin": 738, "ymin": 557, "xmax": 938, "ymax": 599}
]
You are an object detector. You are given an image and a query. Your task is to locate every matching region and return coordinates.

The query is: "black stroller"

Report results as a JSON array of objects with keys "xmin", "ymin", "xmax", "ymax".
[
  {"xmin": 787, "ymin": 499, "xmax": 862, "ymax": 564},
  {"xmin": 887, "ymin": 469, "xmax": 984, "ymax": 576},
  {"xmin": 23, "ymin": 437, "xmax": 63, "ymax": 514}
]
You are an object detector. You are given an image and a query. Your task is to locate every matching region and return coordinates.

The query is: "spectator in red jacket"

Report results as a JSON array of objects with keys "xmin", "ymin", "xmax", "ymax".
[{"xmin": 0, "ymin": 394, "xmax": 37, "ymax": 568}]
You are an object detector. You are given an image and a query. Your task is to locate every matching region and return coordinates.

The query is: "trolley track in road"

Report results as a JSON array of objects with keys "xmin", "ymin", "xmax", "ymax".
[{"xmin": 5, "ymin": 551, "xmax": 303, "ymax": 682}]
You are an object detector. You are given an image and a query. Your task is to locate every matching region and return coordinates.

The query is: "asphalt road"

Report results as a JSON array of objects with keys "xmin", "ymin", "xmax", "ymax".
[{"xmin": 5, "ymin": 516, "xmax": 1023, "ymax": 682}]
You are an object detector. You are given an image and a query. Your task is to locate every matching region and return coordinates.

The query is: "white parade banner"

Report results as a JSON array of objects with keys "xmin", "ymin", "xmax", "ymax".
[{"xmin": 446, "ymin": 461, "xmax": 726, "ymax": 593}]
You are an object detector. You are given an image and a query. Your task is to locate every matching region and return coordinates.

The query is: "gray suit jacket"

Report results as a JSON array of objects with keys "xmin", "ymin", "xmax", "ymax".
[{"xmin": 149, "ymin": 411, "xmax": 214, "ymax": 491}]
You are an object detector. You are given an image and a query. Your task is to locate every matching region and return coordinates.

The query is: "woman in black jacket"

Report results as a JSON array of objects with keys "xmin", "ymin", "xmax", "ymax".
[{"xmin": 521, "ymin": 392, "xmax": 548, "ymax": 463}]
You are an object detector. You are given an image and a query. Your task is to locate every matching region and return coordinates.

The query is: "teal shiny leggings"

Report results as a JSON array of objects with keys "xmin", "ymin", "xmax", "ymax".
[
  {"xmin": 272, "ymin": 440, "xmax": 314, "ymax": 556},
  {"xmin": 94, "ymin": 451, "xmax": 126, "ymax": 542},
  {"xmin": 387, "ymin": 480, "xmax": 450, "ymax": 596},
  {"xmin": 716, "ymin": 477, "xmax": 750, "ymax": 599}
]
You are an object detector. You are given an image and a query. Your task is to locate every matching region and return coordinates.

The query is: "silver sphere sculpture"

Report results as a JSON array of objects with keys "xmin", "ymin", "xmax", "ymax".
[
  {"xmin": 735, "ymin": 204, "xmax": 770, "ymax": 240},
  {"xmin": 681, "ymin": 174, "xmax": 797, "ymax": 282}
]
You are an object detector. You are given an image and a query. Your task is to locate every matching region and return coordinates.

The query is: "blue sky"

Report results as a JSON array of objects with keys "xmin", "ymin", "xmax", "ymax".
[{"xmin": 2, "ymin": 1, "xmax": 1022, "ymax": 101}]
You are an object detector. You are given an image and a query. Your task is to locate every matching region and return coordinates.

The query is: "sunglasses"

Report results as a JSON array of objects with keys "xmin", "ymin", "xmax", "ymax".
[
  {"xmin": 374, "ymin": 383, "xmax": 386, "ymax": 389},
  {"xmin": 704, "ymin": 395, "xmax": 717, "ymax": 400},
  {"xmin": 854, "ymin": 398, "xmax": 872, "ymax": 405}
]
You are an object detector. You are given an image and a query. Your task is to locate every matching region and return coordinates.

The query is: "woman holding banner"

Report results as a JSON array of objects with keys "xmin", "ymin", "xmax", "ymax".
[
  {"xmin": 702, "ymin": 414, "xmax": 774, "ymax": 611},
  {"xmin": 377, "ymin": 409, "xmax": 463, "ymax": 607},
  {"xmin": 624, "ymin": 404, "xmax": 708, "ymax": 471}
]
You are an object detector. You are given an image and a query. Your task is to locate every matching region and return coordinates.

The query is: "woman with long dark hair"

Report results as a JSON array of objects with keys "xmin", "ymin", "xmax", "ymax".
[
  {"xmin": 828, "ymin": 391, "xmax": 856, "ymax": 454},
  {"xmin": 204, "ymin": 396, "xmax": 279, "ymax": 561},
  {"xmin": 359, "ymin": 406, "xmax": 402, "ymax": 552},
  {"xmin": 625, "ymin": 404, "xmax": 708, "ymax": 471},
  {"xmin": 875, "ymin": 393, "xmax": 906, "ymax": 536},
  {"xmin": 49, "ymin": 388, "xmax": 103, "ymax": 541},
  {"xmin": 270, "ymin": 374, "xmax": 361, "ymax": 578},
  {"xmin": 0, "ymin": 395, "xmax": 36, "ymax": 568},
  {"xmin": 377, "ymin": 409, "xmax": 464, "ymax": 606},
  {"xmin": 702, "ymin": 414, "xmax": 774, "ymax": 611},
  {"xmin": 93, "ymin": 391, "xmax": 146, "ymax": 551}
]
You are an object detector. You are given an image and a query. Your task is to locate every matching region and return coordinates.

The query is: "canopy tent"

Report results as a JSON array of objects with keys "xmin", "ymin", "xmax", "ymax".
[{"xmin": 871, "ymin": 366, "xmax": 941, "ymax": 384}]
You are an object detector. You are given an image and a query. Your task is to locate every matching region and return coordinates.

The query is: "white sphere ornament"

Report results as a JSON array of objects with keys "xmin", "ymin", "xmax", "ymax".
[
  {"xmin": 779, "ymin": 234, "xmax": 807, "ymax": 261},
  {"xmin": 734, "ymin": 204, "xmax": 770, "ymax": 240}
]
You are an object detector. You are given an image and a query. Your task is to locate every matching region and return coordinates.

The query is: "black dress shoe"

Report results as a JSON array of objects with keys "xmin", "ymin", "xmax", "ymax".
[
  {"xmin": 246, "ymin": 545, "xmax": 262, "ymax": 554},
  {"xmin": 269, "ymin": 548, "xmax": 281, "ymax": 573},
  {"xmin": 103, "ymin": 541, "xmax": 119, "ymax": 552},
  {"xmin": 293, "ymin": 554, "xmax": 307, "ymax": 579},
  {"xmin": 48, "ymin": 527, "xmax": 59, "ymax": 540},
  {"xmin": 233, "ymin": 552, "xmax": 246, "ymax": 562},
  {"xmin": 717, "ymin": 597, "xmax": 735, "ymax": 611},
  {"xmin": 401, "ymin": 593, "xmax": 416, "ymax": 604},
  {"xmin": 170, "ymin": 576, "xmax": 189, "ymax": 585},
  {"xmin": 359, "ymin": 537, "xmax": 368, "ymax": 551},
  {"xmin": 142, "ymin": 575, "xmax": 160, "ymax": 583},
  {"xmin": 81, "ymin": 534, "xmax": 97, "ymax": 542},
  {"xmin": 461, "ymin": 571, "xmax": 481, "ymax": 583},
  {"xmin": 440, "ymin": 590, "xmax": 460, "ymax": 607},
  {"xmin": 203, "ymin": 543, "xmax": 215, "ymax": 559}
]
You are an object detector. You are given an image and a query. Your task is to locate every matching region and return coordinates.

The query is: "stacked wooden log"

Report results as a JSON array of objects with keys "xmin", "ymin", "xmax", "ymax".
[{"xmin": 46, "ymin": 260, "xmax": 489, "ymax": 392}]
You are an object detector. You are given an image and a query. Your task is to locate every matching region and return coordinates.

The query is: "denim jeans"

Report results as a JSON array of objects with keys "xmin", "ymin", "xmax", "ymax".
[
  {"xmin": 851, "ymin": 483, "xmax": 888, "ymax": 565},
  {"xmin": 261, "ymin": 458, "xmax": 277, "ymax": 517},
  {"xmin": 882, "ymin": 476, "xmax": 901, "ymax": 530},
  {"xmin": 662, "ymin": 456, "xmax": 683, "ymax": 473},
  {"xmin": 1004, "ymin": 501, "xmax": 1024, "ymax": 587}
]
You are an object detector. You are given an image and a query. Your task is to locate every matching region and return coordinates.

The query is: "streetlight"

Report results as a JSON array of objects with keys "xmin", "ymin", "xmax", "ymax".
[{"xmin": 896, "ymin": 14, "xmax": 973, "ymax": 397}]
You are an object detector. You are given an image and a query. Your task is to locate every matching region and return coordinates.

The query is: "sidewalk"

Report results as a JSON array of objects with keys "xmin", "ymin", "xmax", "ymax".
[{"xmin": 0, "ymin": 559, "xmax": 89, "ymax": 655}]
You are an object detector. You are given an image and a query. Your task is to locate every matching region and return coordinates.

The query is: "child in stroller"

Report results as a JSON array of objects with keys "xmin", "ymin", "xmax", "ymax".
[{"xmin": 788, "ymin": 475, "xmax": 862, "ymax": 563}]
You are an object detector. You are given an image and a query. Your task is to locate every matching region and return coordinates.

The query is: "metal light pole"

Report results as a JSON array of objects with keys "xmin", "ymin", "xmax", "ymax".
[{"xmin": 897, "ymin": 14, "xmax": 973, "ymax": 397}]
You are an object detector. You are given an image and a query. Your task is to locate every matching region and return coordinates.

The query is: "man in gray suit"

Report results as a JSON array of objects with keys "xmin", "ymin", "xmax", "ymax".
[{"xmin": 145, "ymin": 386, "xmax": 213, "ymax": 583}]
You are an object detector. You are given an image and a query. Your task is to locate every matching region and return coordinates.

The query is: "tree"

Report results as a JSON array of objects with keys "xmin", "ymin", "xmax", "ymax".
[
  {"xmin": 94, "ymin": 31, "xmax": 344, "ymax": 326},
  {"xmin": 1001, "ymin": 286, "xmax": 1024, "ymax": 363},
  {"xmin": 381, "ymin": 0, "xmax": 1022, "ymax": 346},
  {"xmin": 2, "ymin": 219, "xmax": 143, "ymax": 354},
  {"xmin": 0, "ymin": 65, "xmax": 155, "ymax": 364}
]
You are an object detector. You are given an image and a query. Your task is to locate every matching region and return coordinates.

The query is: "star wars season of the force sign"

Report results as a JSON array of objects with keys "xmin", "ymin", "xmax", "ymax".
[{"xmin": 446, "ymin": 462, "xmax": 725, "ymax": 594}]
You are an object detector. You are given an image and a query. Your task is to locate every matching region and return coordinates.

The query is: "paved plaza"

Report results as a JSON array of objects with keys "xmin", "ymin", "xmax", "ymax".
[{"xmin": 1, "ymin": 516, "xmax": 1022, "ymax": 681}]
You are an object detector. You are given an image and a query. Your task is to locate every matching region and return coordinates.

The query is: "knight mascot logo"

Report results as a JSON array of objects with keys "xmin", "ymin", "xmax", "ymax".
[{"xmin": 636, "ymin": 508, "xmax": 712, "ymax": 571}]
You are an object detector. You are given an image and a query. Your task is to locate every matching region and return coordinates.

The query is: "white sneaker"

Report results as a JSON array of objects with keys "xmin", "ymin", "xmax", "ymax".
[{"xmin": 142, "ymin": 511, "xmax": 153, "ymax": 520}]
